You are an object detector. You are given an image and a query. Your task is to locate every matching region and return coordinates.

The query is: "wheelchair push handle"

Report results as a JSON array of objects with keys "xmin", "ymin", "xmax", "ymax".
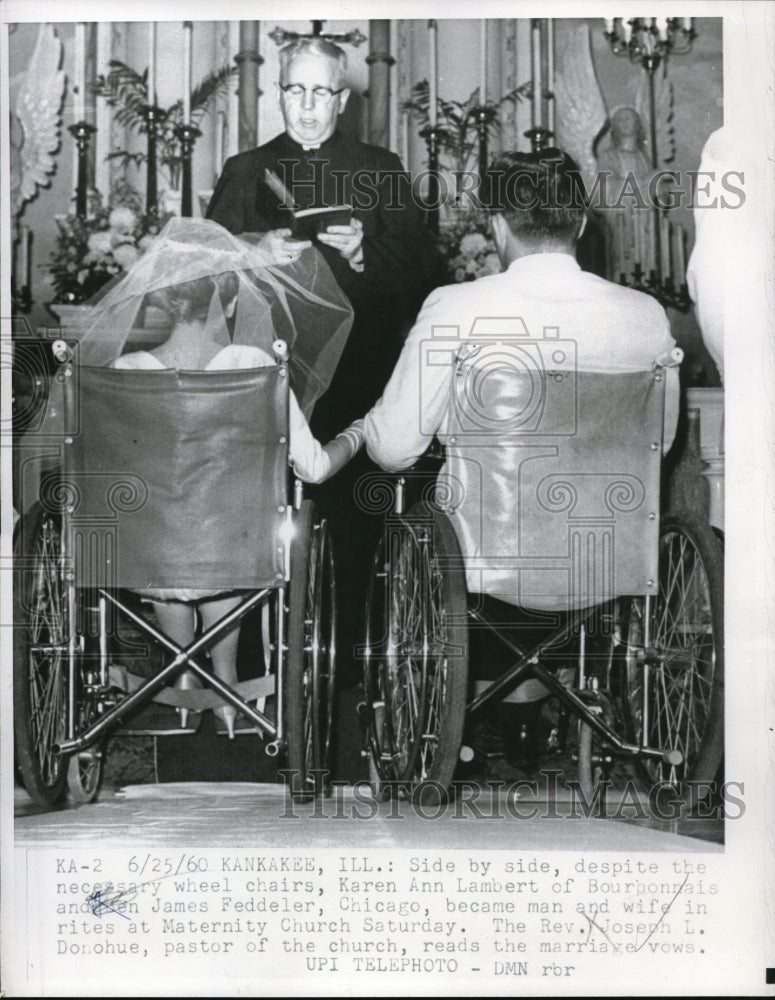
[
  {"xmin": 51, "ymin": 339, "xmax": 73, "ymax": 364},
  {"xmin": 653, "ymin": 346, "xmax": 683, "ymax": 369}
]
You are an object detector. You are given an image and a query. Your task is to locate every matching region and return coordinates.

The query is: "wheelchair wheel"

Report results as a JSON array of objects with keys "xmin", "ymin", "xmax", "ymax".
[
  {"xmin": 66, "ymin": 669, "xmax": 104, "ymax": 803},
  {"xmin": 575, "ymin": 604, "xmax": 625, "ymax": 800},
  {"xmin": 285, "ymin": 501, "xmax": 337, "ymax": 800},
  {"xmin": 622, "ymin": 514, "xmax": 724, "ymax": 792},
  {"xmin": 577, "ymin": 693, "xmax": 617, "ymax": 803},
  {"xmin": 363, "ymin": 503, "xmax": 468, "ymax": 800},
  {"xmin": 14, "ymin": 504, "xmax": 69, "ymax": 806}
]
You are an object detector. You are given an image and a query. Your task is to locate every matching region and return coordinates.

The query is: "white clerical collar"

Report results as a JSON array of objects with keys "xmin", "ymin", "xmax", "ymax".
[{"xmin": 302, "ymin": 145, "xmax": 320, "ymax": 152}]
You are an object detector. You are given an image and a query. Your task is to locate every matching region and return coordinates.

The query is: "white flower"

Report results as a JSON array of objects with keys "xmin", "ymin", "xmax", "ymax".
[
  {"xmin": 112, "ymin": 244, "xmax": 139, "ymax": 268},
  {"xmin": 465, "ymin": 259, "xmax": 479, "ymax": 275},
  {"xmin": 77, "ymin": 269, "xmax": 89, "ymax": 285},
  {"xmin": 459, "ymin": 232, "xmax": 488, "ymax": 256},
  {"xmin": 111, "ymin": 231, "xmax": 135, "ymax": 249},
  {"xmin": 481, "ymin": 253, "xmax": 501, "ymax": 275},
  {"xmin": 109, "ymin": 207, "xmax": 137, "ymax": 233},
  {"xmin": 138, "ymin": 234, "xmax": 155, "ymax": 251},
  {"xmin": 454, "ymin": 266, "xmax": 467, "ymax": 282},
  {"xmin": 87, "ymin": 231, "xmax": 113, "ymax": 255}
]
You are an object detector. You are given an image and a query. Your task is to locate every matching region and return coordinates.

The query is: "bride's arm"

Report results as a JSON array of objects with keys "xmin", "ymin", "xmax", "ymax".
[{"xmin": 288, "ymin": 394, "xmax": 364, "ymax": 484}]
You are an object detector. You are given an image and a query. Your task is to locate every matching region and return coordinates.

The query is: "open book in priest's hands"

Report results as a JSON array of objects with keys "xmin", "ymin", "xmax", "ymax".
[{"xmin": 264, "ymin": 169, "xmax": 353, "ymax": 241}]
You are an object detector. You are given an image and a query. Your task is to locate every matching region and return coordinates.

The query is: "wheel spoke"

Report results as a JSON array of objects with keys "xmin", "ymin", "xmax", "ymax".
[{"xmin": 622, "ymin": 520, "xmax": 722, "ymax": 790}]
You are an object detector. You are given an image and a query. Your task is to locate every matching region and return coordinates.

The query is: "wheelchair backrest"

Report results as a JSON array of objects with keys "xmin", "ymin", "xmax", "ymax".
[
  {"xmin": 443, "ymin": 351, "xmax": 665, "ymax": 610},
  {"xmin": 60, "ymin": 365, "xmax": 289, "ymax": 590}
]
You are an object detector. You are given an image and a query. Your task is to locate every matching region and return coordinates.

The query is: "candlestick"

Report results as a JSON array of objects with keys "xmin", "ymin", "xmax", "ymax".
[
  {"xmin": 635, "ymin": 213, "xmax": 643, "ymax": 275},
  {"xmin": 183, "ymin": 21, "xmax": 193, "ymax": 123},
  {"xmin": 69, "ymin": 121, "xmax": 97, "ymax": 219},
  {"xmin": 546, "ymin": 19, "xmax": 555, "ymax": 135},
  {"xmin": 649, "ymin": 212, "xmax": 657, "ymax": 276},
  {"xmin": 420, "ymin": 124, "xmax": 440, "ymax": 233},
  {"xmin": 144, "ymin": 105, "xmax": 160, "ymax": 220},
  {"xmin": 428, "ymin": 20, "xmax": 437, "ymax": 127},
  {"xmin": 74, "ymin": 23, "xmax": 86, "ymax": 119},
  {"xmin": 148, "ymin": 23, "xmax": 156, "ymax": 105},
  {"xmin": 175, "ymin": 122, "xmax": 201, "ymax": 217},
  {"xmin": 479, "ymin": 21, "xmax": 487, "ymax": 104},
  {"xmin": 675, "ymin": 223, "xmax": 686, "ymax": 283},
  {"xmin": 660, "ymin": 212, "xmax": 670, "ymax": 280},
  {"xmin": 531, "ymin": 20, "xmax": 542, "ymax": 129},
  {"xmin": 21, "ymin": 225, "xmax": 30, "ymax": 289}
]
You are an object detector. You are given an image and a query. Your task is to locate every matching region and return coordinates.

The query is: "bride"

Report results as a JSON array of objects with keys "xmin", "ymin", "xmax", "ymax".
[{"xmin": 77, "ymin": 217, "xmax": 362, "ymax": 737}]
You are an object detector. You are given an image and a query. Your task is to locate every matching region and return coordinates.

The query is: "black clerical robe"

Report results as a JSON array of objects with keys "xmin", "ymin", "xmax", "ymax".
[{"xmin": 207, "ymin": 130, "xmax": 437, "ymax": 437}]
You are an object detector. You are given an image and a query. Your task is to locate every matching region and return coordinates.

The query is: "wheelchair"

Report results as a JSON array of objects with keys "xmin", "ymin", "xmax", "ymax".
[
  {"xmin": 14, "ymin": 340, "xmax": 335, "ymax": 807},
  {"xmin": 360, "ymin": 344, "xmax": 724, "ymax": 803}
]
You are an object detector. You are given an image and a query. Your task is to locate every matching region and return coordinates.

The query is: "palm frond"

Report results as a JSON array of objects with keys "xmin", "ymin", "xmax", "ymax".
[{"xmin": 190, "ymin": 64, "xmax": 238, "ymax": 122}]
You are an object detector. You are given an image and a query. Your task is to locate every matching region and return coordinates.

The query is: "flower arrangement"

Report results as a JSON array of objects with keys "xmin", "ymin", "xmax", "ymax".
[
  {"xmin": 402, "ymin": 81, "xmax": 528, "ymax": 283},
  {"xmin": 92, "ymin": 60, "xmax": 236, "ymax": 191},
  {"xmin": 438, "ymin": 210, "xmax": 501, "ymax": 283},
  {"xmin": 49, "ymin": 183, "xmax": 157, "ymax": 304}
]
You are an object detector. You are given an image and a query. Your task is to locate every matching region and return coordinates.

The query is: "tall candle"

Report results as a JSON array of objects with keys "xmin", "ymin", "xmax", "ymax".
[
  {"xmin": 148, "ymin": 22, "xmax": 156, "ymax": 104},
  {"xmin": 531, "ymin": 20, "xmax": 542, "ymax": 129},
  {"xmin": 428, "ymin": 20, "xmax": 437, "ymax": 127},
  {"xmin": 183, "ymin": 21, "xmax": 192, "ymax": 123},
  {"xmin": 402, "ymin": 109, "xmax": 409, "ymax": 163},
  {"xmin": 214, "ymin": 109, "xmax": 224, "ymax": 176},
  {"xmin": 479, "ymin": 21, "xmax": 487, "ymax": 104},
  {"xmin": 74, "ymin": 22, "xmax": 86, "ymax": 119},
  {"xmin": 622, "ymin": 19, "xmax": 633, "ymax": 43},
  {"xmin": 604, "ymin": 18, "xmax": 615, "ymax": 34},
  {"xmin": 546, "ymin": 19, "xmax": 555, "ymax": 134}
]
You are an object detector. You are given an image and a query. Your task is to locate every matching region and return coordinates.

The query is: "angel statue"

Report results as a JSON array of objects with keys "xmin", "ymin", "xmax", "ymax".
[
  {"xmin": 553, "ymin": 24, "xmax": 674, "ymax": 284},
  {"xmin": 9, "ymin": 24, "xmax": 65, "ymax": 222}
]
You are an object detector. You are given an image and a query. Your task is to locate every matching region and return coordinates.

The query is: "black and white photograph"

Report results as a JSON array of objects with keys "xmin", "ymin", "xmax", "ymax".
[{"xmin": 1, "ymin": 1, "xmax": 772, "ymax": 995}]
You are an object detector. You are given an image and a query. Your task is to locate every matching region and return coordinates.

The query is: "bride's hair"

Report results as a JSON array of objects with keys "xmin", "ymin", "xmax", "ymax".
[{"xmin": 145, "ymin": 271, "xmax": 239, "ymax": 324}]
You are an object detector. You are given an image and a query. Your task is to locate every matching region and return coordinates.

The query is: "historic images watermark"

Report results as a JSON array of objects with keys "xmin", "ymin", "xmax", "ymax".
[
  {"xmin": 278, "ymin": 770, "xmax": 744, "ymax": 823},
  {"xmin": 263, "ymin": 158, "xmax": 746, "ymax": 214}
]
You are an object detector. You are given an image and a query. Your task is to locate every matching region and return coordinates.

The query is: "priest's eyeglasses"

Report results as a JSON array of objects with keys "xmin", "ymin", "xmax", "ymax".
[{"xmin": 280, "ymin": 83, "xmax": 345, "ymax": 105}]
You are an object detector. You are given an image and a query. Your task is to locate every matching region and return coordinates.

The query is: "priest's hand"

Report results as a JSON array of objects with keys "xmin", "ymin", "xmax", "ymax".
[{"xmin": 317, "ymin": 218, "xmax": 364, "ymax": 270}]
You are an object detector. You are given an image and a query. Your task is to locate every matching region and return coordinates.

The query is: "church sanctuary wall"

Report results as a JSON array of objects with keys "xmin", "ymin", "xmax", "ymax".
[{"xmin": 9, "ymin": 17, "xmax": 723, "ymax": 376}]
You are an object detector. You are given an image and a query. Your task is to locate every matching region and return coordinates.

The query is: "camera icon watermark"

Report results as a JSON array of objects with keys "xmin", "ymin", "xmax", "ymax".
[{"xmin": 420, "ymin": 317, "xmax": 579, "ymax": 440}]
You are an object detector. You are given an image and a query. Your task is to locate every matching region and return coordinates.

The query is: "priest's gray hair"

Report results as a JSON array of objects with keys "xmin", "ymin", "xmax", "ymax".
[{"xmin": 279, "ymin": 37, "xmax": 347, "ymax": 87}]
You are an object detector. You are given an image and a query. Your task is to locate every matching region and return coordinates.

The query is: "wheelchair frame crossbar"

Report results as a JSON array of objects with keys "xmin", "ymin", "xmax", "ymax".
[
  {"xmin": 56, "ymin": 585, "xmax": 278, "ymax": 755},
  {"xmin": 466, "ymin": 604, "xmax": 676, "ymax": 765}
]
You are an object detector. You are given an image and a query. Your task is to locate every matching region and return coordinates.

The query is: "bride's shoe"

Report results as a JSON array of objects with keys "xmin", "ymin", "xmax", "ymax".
[
  {"xmin": 175, "ymin": 670, "xmax": 202, "ymax": 730},
  {"xmin": 214, "ymin": 705, "xmax": 238, "ymax": 740}
]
